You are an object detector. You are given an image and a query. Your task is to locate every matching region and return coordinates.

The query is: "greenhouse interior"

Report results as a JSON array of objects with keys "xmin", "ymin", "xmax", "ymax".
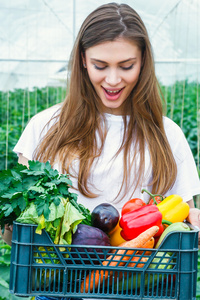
[{"xmin": 0, "ymin": 0, "xmax": 200, "ymax": 299}]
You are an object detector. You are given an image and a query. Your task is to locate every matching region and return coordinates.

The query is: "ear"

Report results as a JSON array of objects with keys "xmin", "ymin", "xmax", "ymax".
[{"xmin": 81, "ymin": 52, "xmax": 87, "ymax": 68}]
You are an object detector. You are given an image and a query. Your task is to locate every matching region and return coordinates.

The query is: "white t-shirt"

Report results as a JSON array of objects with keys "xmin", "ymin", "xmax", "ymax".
[{"xmin": 13, "ymin": 104, "xmax": 200, "ymax": 213}]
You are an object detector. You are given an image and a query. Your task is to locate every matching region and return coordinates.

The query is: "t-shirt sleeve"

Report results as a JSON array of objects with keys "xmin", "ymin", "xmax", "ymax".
[
  {"xmin": 163, "ymin": 117, "xmax": 200, "ymax": 202},
  {"xmin": 13, "ymin": 116, "xmax": 44, "ymax": 160},
  {"xmin": 13, "ymin": 104, "xmax": 60, "ymax": 160}
]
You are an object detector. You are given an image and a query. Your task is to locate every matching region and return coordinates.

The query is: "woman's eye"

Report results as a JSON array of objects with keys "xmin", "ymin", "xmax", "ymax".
[
  {"xmin": 94, "ymin": 64, "xmax": 106, "ymax": 70},
  {"xmin": 121, "ymin": 64, "xmax": 134, "ymax": 70},
  {"xmin": 93, "ymin": 64, "xmax": 134, "ymax": 70}
]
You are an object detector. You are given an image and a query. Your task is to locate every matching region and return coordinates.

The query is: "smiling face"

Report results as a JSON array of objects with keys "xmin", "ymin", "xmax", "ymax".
[{"xmin": 83, "ymin": 38, "xmax": 142, "ymax": 115}]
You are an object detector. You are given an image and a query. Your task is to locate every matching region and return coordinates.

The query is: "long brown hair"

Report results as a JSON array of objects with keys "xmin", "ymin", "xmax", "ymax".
[{"xmin": 35, "ymin": 3, "xmax": 177, "ymax": 199}]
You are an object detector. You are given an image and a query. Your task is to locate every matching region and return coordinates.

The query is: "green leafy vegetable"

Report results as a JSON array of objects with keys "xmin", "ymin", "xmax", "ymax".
[
  {"xmin": 17, "ymin": 198, "xmax": 84, "ymax": 244},
  {"xmin": 0, "ymin": 160, "xmax": 92, "ymax": 236}
]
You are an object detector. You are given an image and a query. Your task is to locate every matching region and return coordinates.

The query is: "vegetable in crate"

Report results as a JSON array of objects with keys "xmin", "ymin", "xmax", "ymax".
[
  {"xmin": 72, "ymin": 224, "xmax": 111, "ymax": 264},
  {"xmin": 142, "ymin": 188, "xmax": 165, "ymax": 205},
  {"xmin": 156, "ymin": 195, "xmax": 190, "ymax": 223},
  {"xmin": 80, "ymin": 225, "xmax": 159, "ymax": 293},
  {"xmin": 155, "ymin": 222, "xmax": 190, "ymax": 248},
  {"xmin": 121, "ymin": 198, "xmax": 146, "ymax": 215},
  {"xmin": 109, "ymin": 221, "xmax": 126, "ymax": 246},
  {"xmin": 17, "ymin": 197, "xmax": 85, "ymax": 245},
  {"xmin": 141, "ymin": 189, "xmax": 190, "ymax": 223},
  {"xmin": 114, "ymin": 251, "xmax": 173, "ymax": 291},
  {"xmin": 108, "ymin": 237, "xmax": 155, "ymax": 287},
  {"xmin": 0, "ymin": 160, "xmax": 91, "ymax": 244},
  {"xmin": 119, "ymin": 205, "xmax": 171, "ymax": 241},
  {"xmin": 91, "ymin": 203, "xmax": 119, "ymax": 233}
]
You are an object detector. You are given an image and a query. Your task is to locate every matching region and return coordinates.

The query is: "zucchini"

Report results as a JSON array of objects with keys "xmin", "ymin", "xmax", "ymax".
[{"xmin": 155, "ymin": 222, "xmax": 190, "ymax": 248}]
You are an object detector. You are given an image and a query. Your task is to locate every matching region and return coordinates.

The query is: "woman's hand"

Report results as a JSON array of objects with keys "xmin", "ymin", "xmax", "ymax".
[
  {"xmin": 4, "ymin": 224, "xmax": 13, "ymax": 232},
  {"xmin": 186, "ymin": 207, "xmax": 200, "ymax": 245},
  {"xmin": 0, "ymin": 225, "xmax": 13, "ymax": 246}
]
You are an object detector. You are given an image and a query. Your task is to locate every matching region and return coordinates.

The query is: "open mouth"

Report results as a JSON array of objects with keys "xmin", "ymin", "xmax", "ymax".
[{"xmin": 102, "ymin": 87, "xmax": 124, "ymax": 96}]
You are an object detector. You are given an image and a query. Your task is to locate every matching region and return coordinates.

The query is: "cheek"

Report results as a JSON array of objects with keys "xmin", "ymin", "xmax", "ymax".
[
  {"xmin": 126, "ymin": 69, "xmax": 141, "ymax": 85},
  {"xmin": 87, "ymin": 69, "xmax": 104, "ymax": 85}
]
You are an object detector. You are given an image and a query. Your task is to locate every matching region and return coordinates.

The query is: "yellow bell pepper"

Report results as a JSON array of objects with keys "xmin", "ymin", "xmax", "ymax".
[{"xmin": 157, "ymin": 194, "xmax": 190, "ymax": 223}]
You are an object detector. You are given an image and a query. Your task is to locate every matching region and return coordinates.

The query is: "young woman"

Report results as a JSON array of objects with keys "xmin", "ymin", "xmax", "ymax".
[{"xmin": 1, "ymin": 3, "xmax": 200, "ymax": 300}]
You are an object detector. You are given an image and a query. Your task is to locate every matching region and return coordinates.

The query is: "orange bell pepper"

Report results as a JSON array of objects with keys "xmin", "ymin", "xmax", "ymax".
[{"xmin": 109, "ymin": 222, "xmax": 126, "ymax": 246}]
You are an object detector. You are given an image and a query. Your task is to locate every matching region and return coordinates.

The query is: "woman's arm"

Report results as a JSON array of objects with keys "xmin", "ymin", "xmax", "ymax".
[
  {"xmin": 18, "ymin": 154, "xmax": 29, "ymax": 167},
  {"xmin": 187, "ymin": 199, "xmax": 195, "ymax": 208}
]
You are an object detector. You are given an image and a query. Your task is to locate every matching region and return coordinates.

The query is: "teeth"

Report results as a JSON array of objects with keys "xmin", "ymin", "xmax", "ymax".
[{"xmin": 106, "ymin": 89, "xmax": 121, "ymax": 93}]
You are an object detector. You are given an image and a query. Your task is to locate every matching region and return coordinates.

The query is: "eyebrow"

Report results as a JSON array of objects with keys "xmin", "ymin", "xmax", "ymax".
[{"xmin": 90, "ymin": 58, "xmax": 137, "ymax": 64}]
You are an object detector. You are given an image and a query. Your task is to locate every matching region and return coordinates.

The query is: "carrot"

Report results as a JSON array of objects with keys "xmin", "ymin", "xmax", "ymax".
[
  {"xmin": 105, "ymin": 255, "xmax": 148, "ymax": 288},
  {"xmin": 80, "ymin": 225, "xmax": 159, "ymax": 293},
  {"xmin": 137, "ymin": 237, "xmax": 154, "ymax": 255},
  {"xmin": 111, "ymin": 237, "xmax": 155, "ymax": 287},
  {"xmin": 109, "ymin": 239, "xmax": 154, "ymax": 287},
  {"xmin": 126, "ymin": 254, "xmax": 148, "ymax": 268},
  {"xmin": 142, "ymin": 236, "xmax": 154, "ymax": 249},
  {"xmin": 112, "ymin": 238, "xmax": 155, "ymax": 286},
  {"xmin": 125, "ymin": 237, "xmax": 154, "ymax": 268},
  {"xmin": 121, "ymin": 237, "xmax": 154, "ymax": 267}
]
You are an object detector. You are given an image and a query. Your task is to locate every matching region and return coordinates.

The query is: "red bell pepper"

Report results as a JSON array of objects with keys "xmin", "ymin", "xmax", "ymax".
[
  {"xmin": 121, "ymin": 198, "xmax": 146, "ymax": 215},
  {"xmin": 119, "ymin": 205, "xmax": 170, "ymax": 241}
]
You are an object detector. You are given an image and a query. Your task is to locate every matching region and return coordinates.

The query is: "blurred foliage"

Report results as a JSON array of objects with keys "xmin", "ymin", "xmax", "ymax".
[
  {"xmin": 160, "ymin": 80, "xmax": 199, "ymax": 173},
  {"xmin": 0, "ymin": 86, "xmax": 66, "ymax": 170}
]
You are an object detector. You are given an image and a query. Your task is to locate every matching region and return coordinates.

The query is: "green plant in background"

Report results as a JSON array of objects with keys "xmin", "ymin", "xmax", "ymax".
[
  {"xmin": 0, "ymin": 86, "xmax": 66, "ymax": 170},
  {"xmin": 161, "ymin": 80, "xmax": 199, "ymax": 173}
]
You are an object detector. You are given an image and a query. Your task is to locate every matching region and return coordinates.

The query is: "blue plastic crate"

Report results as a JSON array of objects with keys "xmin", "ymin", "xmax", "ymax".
[{"xmin": 9, "ymin": 221, "xmax": 199, "ymax": 300}]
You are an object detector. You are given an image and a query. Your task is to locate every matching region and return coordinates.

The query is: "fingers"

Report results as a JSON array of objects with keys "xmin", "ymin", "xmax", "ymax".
[
  {"xmin": 4, "ymin": 224, "xmax": 13, "ymax": 232},
  {"xmin": 186, "ymin": 208, "xmax": 200, "ymax": 247},
  {"xmin": 186, "ymin": 208, "xmax": 200, "ymax": 228}
]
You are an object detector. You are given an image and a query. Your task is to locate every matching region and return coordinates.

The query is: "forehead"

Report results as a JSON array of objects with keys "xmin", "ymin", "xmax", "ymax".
[{"xmin": 85, "ymin": 38, "xmax": 141, "ymax": 62}]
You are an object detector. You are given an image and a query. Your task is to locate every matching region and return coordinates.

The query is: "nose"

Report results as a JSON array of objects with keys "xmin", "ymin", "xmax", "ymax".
[{"xmin": 105, "ymin": 69, "xmax": 121, "ymax": 86}]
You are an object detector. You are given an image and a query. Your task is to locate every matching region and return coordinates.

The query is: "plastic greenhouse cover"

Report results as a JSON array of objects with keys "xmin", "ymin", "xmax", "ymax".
[{"xmin": 0, "ymin": 0, "xmax": 199, "ymax": 91}]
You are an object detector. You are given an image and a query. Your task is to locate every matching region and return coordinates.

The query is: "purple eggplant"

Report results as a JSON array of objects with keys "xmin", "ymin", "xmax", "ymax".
[
  {"xmin": 71, "ymin": 224, "xmax": 111, "ymax": 265},
  {"xmin": 91, "ymin": 203, "xmax": 120, "ymax": 233}
]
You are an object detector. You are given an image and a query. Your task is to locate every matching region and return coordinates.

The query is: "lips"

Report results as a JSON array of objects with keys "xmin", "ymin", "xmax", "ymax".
[{"xmin": 102, "ymin": 86, "xmax": 125, "ymax": 100}]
